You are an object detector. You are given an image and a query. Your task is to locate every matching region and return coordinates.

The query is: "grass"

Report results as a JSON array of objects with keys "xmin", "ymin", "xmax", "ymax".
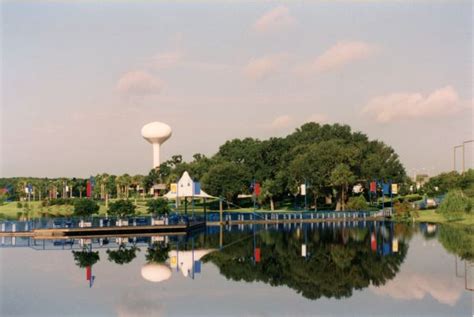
[{"xmin": 414, "ymin": 209, "xmax": 474, "ymax": 226}]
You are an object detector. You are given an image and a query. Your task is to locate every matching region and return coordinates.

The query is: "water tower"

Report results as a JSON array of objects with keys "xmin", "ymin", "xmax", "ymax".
[{"xmin": 141, "ymin": 122, "xmax": 172, "ymax": 168}]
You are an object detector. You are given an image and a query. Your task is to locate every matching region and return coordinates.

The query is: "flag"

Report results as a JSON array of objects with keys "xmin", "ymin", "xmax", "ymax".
[
  {"xmin": 254, "ymin": 183, "xmax": 261, "ymax": 196},
  {"xmin": 194, "ymin": 261, "xmax": 201, "ymax": 273},
  {"xmin": 371, "ymin": 233, "xmax": 377, "ymax": 251},
  {"xmin": 370, "ymin": 181, "xmax": 376, "ymax": 193},
  {"xmin": 300, "ymin": 184, "xmax": 306, "ymax": 196},
  {"xmin": 254, "ymin": 248, "xmax": 261, "ymax": 263},
  {"xmin": 170, "ymin": 183, "xmax": 178, "ymax": 194},
  {"xmin": 382, "ymin": 183, "xmax": 390, "ymax": 195},
  {"xmin": 193, "ymin": 182, "xmax": 201, "ymax": 195},
  {"xmin": 391, "ymin": 184, "xmax": 398, "ymax": 195},
  {"xmin": 86, "ymin": 181, "xmax": 91, "ymax": 198}
]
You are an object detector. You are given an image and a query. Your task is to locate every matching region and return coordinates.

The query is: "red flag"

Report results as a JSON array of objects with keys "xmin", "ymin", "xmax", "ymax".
[
  {"xmin": 370, "ymin": 181, "xmax": 376, "ymax": 193},
  {"xmin": 86, "ymin": 266, "xmax": 91, "ymax": 281},
  {"xmin": 254, "ymin": 183, "xmax": 261, "ymax": 196},
  {"xmin": 371, "ymin": 233, "xmax": 377, "ymax": 252},
  {"xmin": 86, "ymin": 181, "xmax": 91, "ymax": 198},
  {"xmin": 255, "ymin": 248, "xmax": 261, "ymax": 263}
]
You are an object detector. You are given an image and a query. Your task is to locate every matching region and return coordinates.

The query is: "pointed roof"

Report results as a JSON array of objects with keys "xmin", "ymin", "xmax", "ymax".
[{"xmin": 163, "ymin": 171, "xmax": 214, "ymax": 200}]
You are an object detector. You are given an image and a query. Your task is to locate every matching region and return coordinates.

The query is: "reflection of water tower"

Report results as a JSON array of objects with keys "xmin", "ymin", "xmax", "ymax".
[{"xmin": 141, "ymin": 122, "xmax": 172, "ymax": 169}]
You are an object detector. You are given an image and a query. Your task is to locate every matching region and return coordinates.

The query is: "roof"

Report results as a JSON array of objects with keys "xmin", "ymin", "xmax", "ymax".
[{"xmin": 163, "ymin": 171, "xmax": 215, "ymax": 200}]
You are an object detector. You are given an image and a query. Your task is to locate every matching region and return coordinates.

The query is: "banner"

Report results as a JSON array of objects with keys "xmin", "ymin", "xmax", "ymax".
[
  {"xmin": 370, "ymin": 181, "xmax": 376, "ymax": 193},
  {"xmin": 382, "ymin": 183, "xmax": 390, "ymax": 195},
  {"xmin": 193, "ymin": 182, "xmax": 201, "ymax": 195},
  {"xmin": 254, "ymin": 248, "xmax": 261, "ymax": 263},
  {"xmin": 391, "ymin": 184, "xmax": 398, "ymax": 195},
  {"xmin": 170, "ymin": 183, "xmax": 178, "ymax": 194},
  {"xmin": 300, "ymin": 184, "xmax": 306, "ymax": 196},
  {"xmin": 86, "ymin": 181, "xmax": 91, "ymax": 198},
  {"xmin": 254, "ymin": 183, "xmax": 261, "ymax": 197}
]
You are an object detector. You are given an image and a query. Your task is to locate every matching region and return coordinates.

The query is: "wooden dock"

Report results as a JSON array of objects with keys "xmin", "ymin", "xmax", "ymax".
[{"xmin": 0, "ymin": 221, "xmax": 206, "ymax": 239}]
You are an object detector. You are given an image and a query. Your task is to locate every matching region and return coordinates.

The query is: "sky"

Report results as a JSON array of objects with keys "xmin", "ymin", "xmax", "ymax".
[{"xmin": 1, "ymin": 0, "xmax": 472, "ymax": 178}]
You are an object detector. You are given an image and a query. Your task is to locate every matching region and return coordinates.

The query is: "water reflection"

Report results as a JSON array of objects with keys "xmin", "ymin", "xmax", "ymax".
[{"xmin": 0, "ymin": 220, "xmax": 472, "ymax": 315}]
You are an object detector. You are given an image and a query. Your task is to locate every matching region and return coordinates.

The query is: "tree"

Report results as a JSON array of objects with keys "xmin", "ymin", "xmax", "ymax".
[
  {"xmin": 201, "ymin": 162, "xmax": 251, "ymax": 205},
  {"xmin": 346, "ymin": 195, "xmax": 368, "ymax": 211},
  {"xmin": 330, "ymin": 164, "xmax": 356, "ymax": 211},
  {"xmin": 108, "ymin": 199, "xmax": 136, "ymax": 218},
  {"xmin": 146, "ymin": 198, "xmax": 171, "ymax": 216},
  {"xmin": 107, "ymin": 244, "xmax": 140, "ymax": 265},
  {"xmin": 73, "ymin": 199, "xmax": 100, "ymax": 217}
]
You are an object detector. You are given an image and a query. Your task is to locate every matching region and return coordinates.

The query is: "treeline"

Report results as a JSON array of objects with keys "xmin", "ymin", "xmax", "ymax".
[{"xmin": 1, "ymin": 123, "xmax": 408, "ymax": 210}]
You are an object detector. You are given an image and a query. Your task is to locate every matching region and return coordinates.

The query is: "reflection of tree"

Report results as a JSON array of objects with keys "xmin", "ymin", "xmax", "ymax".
[
  {"xmin": 106, "ymin": 244, "xmax": 140, "ymax": 265},
  {"xmin": 203, "ymin": 227, "xmax": 408, "ymax": 300},
  {"xmin": 146, "ymin": 242, "xmax": 170, "ymax": 263},
  {"xmin": 438, "ymin": 225, "xmax": 473, "ymax": 261},
  {"xmin": 72, "ymin": 248, "xmax": 100, "ymax": 268}
]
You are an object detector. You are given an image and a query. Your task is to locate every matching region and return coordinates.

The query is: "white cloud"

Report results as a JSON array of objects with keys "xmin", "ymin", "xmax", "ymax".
[
  {"xmin": 307, "ymin": 113, "xmax": 329, "ymax": 124},
  {"xmin": 268, "ymin": 115, "xmax": 293, "ymax": 129},
  {"xmin": 243, "ymin": 54, "xmax": 287, "ymax": 80},
  {"xmin": 253, "ymin": 6, "xmax": 296, "ymax": 33},
  {"xmin": 371, "ymin": 271, "xmax": 463, "ymax": 306},
  {"xmin": 312, "ymin": 41, "xmax": 378, "ymax": 72},
  {"xmin": 362, "ymin": 86, "xmax": 465, "ymax": 123},
  {"xmin": 116, "ymin": 71, "xmax": 164, "ymax": 96}
]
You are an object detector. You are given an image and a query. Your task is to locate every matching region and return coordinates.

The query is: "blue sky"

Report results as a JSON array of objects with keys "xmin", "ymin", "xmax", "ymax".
[{"xmin": 1, "ymin": 0, "xmax": 472, "ymax": 177}]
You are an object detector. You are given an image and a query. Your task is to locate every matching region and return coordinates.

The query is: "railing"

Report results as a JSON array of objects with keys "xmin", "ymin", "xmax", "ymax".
[{"xmin": 205, "ymin": 211, "xmax": 378, "ymax": 222}]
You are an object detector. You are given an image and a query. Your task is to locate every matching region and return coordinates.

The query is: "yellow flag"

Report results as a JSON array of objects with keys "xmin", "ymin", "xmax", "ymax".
[
  {"xmin": 171, "ymin": 183, "xmax": 178, "ymax": 193},
  {"xmin": 391, "ymin": 184, "xmax": 398, "ymax": 194}
]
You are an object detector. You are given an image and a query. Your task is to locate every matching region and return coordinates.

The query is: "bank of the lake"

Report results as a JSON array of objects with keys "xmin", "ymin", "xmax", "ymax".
[{"xmin": 414, "ymin": 209, "xmax": 474, "ymax": 226}]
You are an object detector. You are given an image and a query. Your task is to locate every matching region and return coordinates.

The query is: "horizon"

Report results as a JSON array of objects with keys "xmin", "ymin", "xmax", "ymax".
[{"xmin": 1, "ymin": 0, "xmax": 473, "ymax": 178}]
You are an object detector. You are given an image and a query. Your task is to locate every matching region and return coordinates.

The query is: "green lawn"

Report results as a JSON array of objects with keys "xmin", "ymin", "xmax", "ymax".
[{"xmin": 414, "ymin": 209, "xmax": 474, "ymax": 226}]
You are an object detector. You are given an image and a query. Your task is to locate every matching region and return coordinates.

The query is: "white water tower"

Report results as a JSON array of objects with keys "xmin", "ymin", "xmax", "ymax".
[{"xmin": 141, "ymin": 122, "xmax": 172, "ymax": 168}]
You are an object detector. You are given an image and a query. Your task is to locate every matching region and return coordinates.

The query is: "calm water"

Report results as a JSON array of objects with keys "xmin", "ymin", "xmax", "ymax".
[{"xmin": 0, "ymin": 221, "xmax": 472, "ymax": 316}]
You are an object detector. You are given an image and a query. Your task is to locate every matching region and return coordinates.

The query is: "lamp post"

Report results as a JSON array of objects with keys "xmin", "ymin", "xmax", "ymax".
[
  {"xmin": 453, "ymin": 145, "xmax": 463, "ymax": 172},
  {"xmin": 462, "ymin": 140, "xmax": 473, "ymax": 174}
]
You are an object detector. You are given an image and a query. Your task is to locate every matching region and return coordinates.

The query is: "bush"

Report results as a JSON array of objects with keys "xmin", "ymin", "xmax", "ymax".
[
  {"xmin": 146, "ymin": 199, "xmax": 171, "ymax": 216},
  {"xmin": 438, "ymin": 190, "xmax": 472, "ymax": 221},
  {"xmin": 393, "ymin": 200, "xmax": 417, "ymax": 220},
  {"xmin": 16, "ymin": 202, "xmax": 23, "ymax": 209},
  {"xmin": 346, "ymin": 195, "xmax": 368, "ymax": 211},
  {"xmin": 108, "ymin": 200, "xmax": 136, "ymax": 218},
  {"xmin": 73, "ymin": 199, "xmax": 100, "ymax": 217}
]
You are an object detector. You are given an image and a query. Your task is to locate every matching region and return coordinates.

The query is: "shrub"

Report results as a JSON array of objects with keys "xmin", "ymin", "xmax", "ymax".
[
  {"xmin": 346, "ymin": 195, "xmax": 368, "ymax": 211},
  {"xmin": 73, "ymin": 199, "xmax": 100, "ymax": 217},
  {"xmin": 393, "ymin": 200, "xmax": 417, "ymax": 220},
  {"xmin": 438, "ymin": 190, "xmax": 471, "ymax": 221},
  {"xmin": 16, "ymin": 202, "xmax": 23, "ymax": 209},
  {"xmin": 146, "ymin": 199, "xmax": 171, "ymax": 216},
  {"xmin": 108, "ymin": 200, "xmax": 136, "ymax": 218}
]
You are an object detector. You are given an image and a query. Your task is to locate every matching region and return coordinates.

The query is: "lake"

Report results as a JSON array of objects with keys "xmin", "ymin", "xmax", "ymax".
[{"xmin": 0, "ymin": 221, "xmax": 472, "ymax": 316}]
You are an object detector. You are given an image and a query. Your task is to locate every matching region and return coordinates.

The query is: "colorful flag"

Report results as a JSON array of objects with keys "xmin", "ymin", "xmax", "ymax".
[
  {"xmin": 370, "ymin": 181, "xmax": 376, "ymax": 193},
  {"xmin": 170, "ymin": 183, "xmax": 178, "ymax": 194},
  {"xmin": 391, "ymin": 184, "xmax": 398, "ymax": 195},
  {"xmin": 254, "ymin": 183, "xmax": 261, "ymax": 196},
  {"xmin": 86, "ymin": 181, "xmax": 91, "ymax": 198},
  {"xmin": 382, "ymin": 183, "xmax": 390, "ymax": 195},
  {"xmin": 371, "ymin": 233, "xmax": 377, "ymax": 251},
  {"xmin": 300, "ymin": 184, "xmax": 306, "ymax": 196},
  {"xmin": 254, "ymin": 248, "xmax": 261, "ymax": 263},
  {"xmin": 193, "ymin": 182, "xmax": 201, "ymax": 195}
]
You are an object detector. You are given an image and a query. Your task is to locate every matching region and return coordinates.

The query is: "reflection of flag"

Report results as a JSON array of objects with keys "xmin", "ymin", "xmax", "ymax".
[
  {"xmin": 170, "ymin": 256, "xmax": 178, "ymax": 268},
  {"xmin": 194, "ymin": 261, "xmax": 201, "ymax": 273},
  {"xmin": 255, "ymin": 248, "xmax": 261, "ymax": 263},
  {"xmin": 86, "ymin": 266, "xmax": 91, "ymax": 281},
  {"xmin": 392, "ymin": 239, "xmax": 399, "ymax": 253},
  {"xmin": 370, "ymin": 182, "xmax": 376, "ymax": 193},
  {"xmin": 300, "ymin": 184, "xmax": 306, "ymax": 196},
  {"xmin": 371, "ymin": 233, "xmax": 377, "ymax": 251},
  {"xmin": 301, "ymin": 244, "xmax": 307, "ymax": 257},
  {"xmin": 391, "ymin": 184, "xmax": 398, "ymax": 195}
]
